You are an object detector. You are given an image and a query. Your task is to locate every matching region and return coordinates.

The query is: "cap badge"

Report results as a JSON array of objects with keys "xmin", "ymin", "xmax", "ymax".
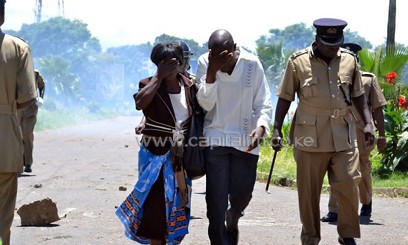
[{"xmin": 327, "ymin": 28, "xmax": 337, "ymax": 34}]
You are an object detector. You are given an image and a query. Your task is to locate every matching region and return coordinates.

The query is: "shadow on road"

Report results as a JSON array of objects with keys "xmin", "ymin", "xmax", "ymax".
[{"xmin": 359, "ymin": 216, "xmax": 383, "ymax": 226}]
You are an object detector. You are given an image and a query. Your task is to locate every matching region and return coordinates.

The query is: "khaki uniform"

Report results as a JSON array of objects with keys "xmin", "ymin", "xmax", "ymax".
[
  {"xmin": 0, "ymin": 30, "xmax": 37, "ymax": 245},
  {"xmin": 328, "ymin": 72, "xmax": 387, "ymax": 213},
  {"xmin": 17, "ymin": 73, "xmax": 45, "ymax": 167},
  {"xmin": 277, "ymin": 44, "xmax": 364, "ymax": 244}
]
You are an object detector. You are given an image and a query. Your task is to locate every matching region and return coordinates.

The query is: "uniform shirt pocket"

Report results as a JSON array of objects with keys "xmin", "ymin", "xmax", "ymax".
[
  {"xmin": 300, "ymin": 77, "xmax": 318, "ymax": 98},
  {"xmin": 294, "ymin": 112, "xmax": 317, "ymax": 148}
]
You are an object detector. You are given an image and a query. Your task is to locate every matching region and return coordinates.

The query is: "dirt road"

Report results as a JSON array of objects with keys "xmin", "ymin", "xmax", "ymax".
[{"xmin": 11, "ymin": 116, "xmax": 408, "ymax": 245}]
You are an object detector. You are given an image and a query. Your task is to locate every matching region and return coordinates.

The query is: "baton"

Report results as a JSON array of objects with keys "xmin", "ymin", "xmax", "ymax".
[{"xmin": 265, "ymin": 150, "xmax": 277, "ymax": 192}]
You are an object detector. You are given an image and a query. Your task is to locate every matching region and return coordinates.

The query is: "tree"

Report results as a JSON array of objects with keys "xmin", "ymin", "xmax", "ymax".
[
  {"xmin": 256, "ymin": 42, "xmax": 288, "ymax": 88},
  {"xmin": 386, "ymin": 0, "xmax": 397, "ymax": 54},
  {"xmin": 343, "ymin": 30, "xmax": 372, "ymax": 50},
  {"xmin": 255, "ymin": 23, "xmax": 373, "ymax": 88},
  {"xmin": 257, "ymin": 23, "xmax": 314, "ymax": 52},
  {"xmin": 153, "ymin": 34, "xmax": 208, "ymax": 73},
  {"xmin": 37, "ymin": 56, "xmax": 80, "ymax": 105},
  {"xmin": 14, "ymin": 17, "xmax": 121, "ymax": 108},
  {"xmin": 105, "ymin": 43, "xmax": 154, "ymax": 107},
  {"xmin": 18, "ymin": 17, "xmax": 101, "ymax": 58},
  {"xmin": 154, "ymin": 34, "xmax": 206, "ymax": 56}
]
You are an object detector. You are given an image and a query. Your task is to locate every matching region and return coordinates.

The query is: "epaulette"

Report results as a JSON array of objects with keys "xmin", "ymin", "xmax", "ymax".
[
  {"xmin": 361, "ymin": 71, "xmax": 375, "ymax": 78},
  {"xmin": 340, "ymin": 47, "xmax": 357, "ymax": 57},
  {"xmin": 290, "ymin": 49, "xmax": 308, "ymax": 59},
  {"xmin": 10, "ymin": 34, "xmax": 28, "ymax": 44}
]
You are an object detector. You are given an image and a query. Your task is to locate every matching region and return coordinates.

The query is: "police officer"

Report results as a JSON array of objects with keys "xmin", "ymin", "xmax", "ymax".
[
  {"xmin": 271, "ymin": 18, "xmax": 375, "ymax": 245},
  {"xmin": 321, "ymin": 43, "xmax": 387, "ymax": 222},
  {"xmin": 0, "ymin": 0, "xmax": 37, "ymax": 244},
  {"xmin": 17, "ymin": 69, "xmax": 45, "ymax": 173},
  {"xmin": 179, "ymin": 41, "xmax": 194, "ymax": 78}
]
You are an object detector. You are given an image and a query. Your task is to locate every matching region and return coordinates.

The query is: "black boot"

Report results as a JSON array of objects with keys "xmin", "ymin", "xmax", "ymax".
[
  {"xmin": 338, "ymin": 237, "xmax": 357, "ymax": 245},
  {"xmin": 24, "ymin": 165, "xmax": 32, "ymax": 173},
  {"xmin": 321, "ymin": 212, "xmax": 338, "ymax": 222},
  {"xmin": 360, "ymin": 201, "xmax": 372, "ymax": 216}
]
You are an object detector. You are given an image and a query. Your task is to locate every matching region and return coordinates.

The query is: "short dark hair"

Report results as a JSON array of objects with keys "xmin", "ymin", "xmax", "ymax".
[
  {"xmin": 208, "ymin": 29, "xmax": 235, "ymax": 51},
  {"xmin": 150, "ymin": 42, "xmax": 184, "ymax": 66}
]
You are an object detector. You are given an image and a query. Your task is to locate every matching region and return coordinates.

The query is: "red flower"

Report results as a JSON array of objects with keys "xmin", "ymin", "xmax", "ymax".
[
  {"xmin": 398, "ymin": 95, "xmax": 407, "ymax": 110},
  {"xmin": 386, "ymin": 72, "xmax": 397, "ymax": 85}
]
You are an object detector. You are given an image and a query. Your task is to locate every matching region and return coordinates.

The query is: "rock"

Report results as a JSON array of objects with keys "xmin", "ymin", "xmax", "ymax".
[
  {"xmin": 17, "ymin": 198, "xmax": 60, "ymax": 226},
  {"xmin": 119, "ymin": 186, "xmax": 127, "ymax": 191}
]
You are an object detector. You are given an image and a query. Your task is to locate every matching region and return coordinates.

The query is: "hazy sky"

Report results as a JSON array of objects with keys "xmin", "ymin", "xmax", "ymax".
[{"xmin": 3, "ymin": 0, "xmax": 408, "ymax": 51}]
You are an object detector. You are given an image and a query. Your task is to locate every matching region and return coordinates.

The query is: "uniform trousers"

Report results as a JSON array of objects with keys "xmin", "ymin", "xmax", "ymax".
[
  {"xmin": 204, "ymin": 146, "xmax": 258, "ymax": 245},
  {"xmin": 328, "ymin": 130, "xmax": 374, "ymax": 213},
  {"xmin": 294, "ymin": 148, "xmax": 361, "ymax": 245},
  {"xmin": 17, "ymin": 110, "xmax": 37, "ymax": 167},
  {"xmin": 0, "ymin": 173, "xmax": 18, "ymax": 245},
  {"xmin": 356, "ymin": 130, "xmax": 374, "ymax": 205}
]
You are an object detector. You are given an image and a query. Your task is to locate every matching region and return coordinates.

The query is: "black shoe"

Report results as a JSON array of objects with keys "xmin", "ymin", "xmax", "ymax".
[
  {"xmin": 360, "ymin": 201, "xmax": 372, "ymax": 216},
  {"xmin": 226, "ymin": 209, "xmax": 239, "ymax": 245},
  {"xmin": 338, "ymin": 237, "xmax": 357, "ymax": 245},
  {"xmin": 321, "ymin": 212, "xmax": 338, "ymax": 222},
  {"xmin": 24, "ymin": 165, "xmax": 32, "ymax": 173}
]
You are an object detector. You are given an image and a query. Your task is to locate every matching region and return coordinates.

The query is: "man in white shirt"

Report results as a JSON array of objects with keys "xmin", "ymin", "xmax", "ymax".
[{"xmin": 196, "ymin": 29, "xmax": 273, "ymax": 245}]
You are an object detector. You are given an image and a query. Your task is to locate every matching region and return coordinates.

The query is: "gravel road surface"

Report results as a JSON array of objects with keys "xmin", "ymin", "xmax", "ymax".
[{"xmin": 11, "ymin": 116, "xmax": 408, "ymax": 245}]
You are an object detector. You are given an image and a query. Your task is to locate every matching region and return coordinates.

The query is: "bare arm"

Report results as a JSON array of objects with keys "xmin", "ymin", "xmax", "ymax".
[
  {"xmin": 135, "ymin": 58, "xmax": 179, "ymax": 110},
  {"xmin": 39, "ymin": 86, "xmax": 45, "ymax": 98},
  {"xmin": 353, "ymin": 94, "xmax": 375, "ymax": 147},
  {"xmin": 205, "ymin": 49, "xmax": 233, "ymax": 84},
  {"xmin": 372, "ymin": 106, "xmax": 386, "ymax": 151},
  {"xmin": 271, "ymin": 98, "xmax": 291, "ymax": 151},
  {"xmin": 37, "ymin": 75, "xmax": 46, "ymax": 98},
  {"xmin": 135, "ymin": 75, "xmax": 162, "ymax": 110}
]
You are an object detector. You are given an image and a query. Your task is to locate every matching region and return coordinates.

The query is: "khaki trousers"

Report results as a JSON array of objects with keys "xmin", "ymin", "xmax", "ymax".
[
  {"xmin": 294, "ymin": 148, "xmax": 361, "ymax": 245},
  {"xmin": 0, "ymin": 173, "xmax": 18, "ymax": 245},
  {"xmin": 356, "ymin": 130, "xmax": 374, "ymax": 205},
  {"xmin": 17, "ymin": 110, "xmax": 37, "ymax": 166},
  {"xmin": 328, "ymin": 131, "xmax": 374, "ymax": 213}
]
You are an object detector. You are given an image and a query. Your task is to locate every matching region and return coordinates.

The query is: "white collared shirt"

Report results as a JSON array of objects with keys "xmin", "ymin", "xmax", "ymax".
[{"xmin": 196, "ymin": 48, "xmax": 273, "ymax": 155}]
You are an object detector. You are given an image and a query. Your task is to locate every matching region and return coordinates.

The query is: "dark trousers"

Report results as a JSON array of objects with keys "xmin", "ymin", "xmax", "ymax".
[
  {"xmin": 204, "ymin": 146, "xmax": 258, "ymax": 245},
  {"xmin": 18, "ymin": 109, "xmax": 37, "ymax": 166}
]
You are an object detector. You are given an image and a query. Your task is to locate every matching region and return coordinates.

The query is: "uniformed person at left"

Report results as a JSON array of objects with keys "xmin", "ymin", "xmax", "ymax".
[
  {"xmin": 17, "ymin": 69, "xmax": 45, "ymax": 173},
  {"xmin": 0, "ymin": 0, "xmax": 37, "ymax": 244},
  {"xmin": 271, "ymin": 18, "xmax": 375, "ymax": 245}
]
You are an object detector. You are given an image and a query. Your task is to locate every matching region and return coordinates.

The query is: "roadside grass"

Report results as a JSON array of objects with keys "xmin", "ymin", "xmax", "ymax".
[
  {"xmin": 258, "ymin": 145, "xmax": 408, "ymax": 197},
  {"xmin": 257, "ymin": 145, "xmax": 297, "ymax": 187}
]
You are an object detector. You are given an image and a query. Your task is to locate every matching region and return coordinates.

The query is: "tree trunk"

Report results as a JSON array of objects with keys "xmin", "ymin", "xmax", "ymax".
[{"xmin": 386, "ymin": 0, "xmax": 396, "ymax": 54}]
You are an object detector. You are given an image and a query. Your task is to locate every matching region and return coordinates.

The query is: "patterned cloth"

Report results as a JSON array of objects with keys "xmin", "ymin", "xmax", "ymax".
[{"xmin": 116, "ymin": 145, "xmax": 191, "ymax": 244}]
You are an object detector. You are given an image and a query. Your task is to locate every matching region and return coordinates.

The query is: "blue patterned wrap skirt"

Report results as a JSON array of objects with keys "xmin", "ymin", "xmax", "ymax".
[{"xmin": 116, "ymin": 145, "xmax": 192, "ymax": 244}]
